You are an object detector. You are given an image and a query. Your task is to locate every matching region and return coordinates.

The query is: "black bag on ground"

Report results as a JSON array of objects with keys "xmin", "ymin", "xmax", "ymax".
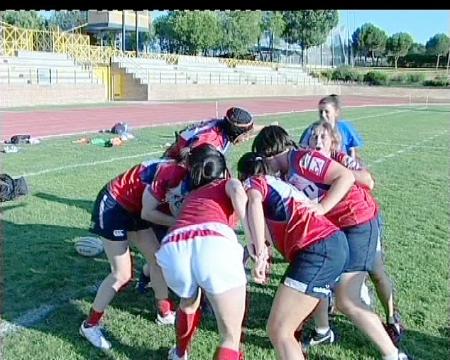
[
  {"xmin": 10, "ymin": 135, "xmax": 31, "ymax": 144},
  {"xmin": 0, "ymin": 174, "xmax": 28, "ymax": 202}
]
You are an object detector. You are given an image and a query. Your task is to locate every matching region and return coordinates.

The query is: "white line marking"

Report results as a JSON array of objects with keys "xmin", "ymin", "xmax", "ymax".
[
  {"xmin": 14, "ymin": 107, "xmax": 420, "ymax": 179},
  {"xmin": 0, "ymin": 284, "xmax": 98, "ymax": 339},
  {"xmin": 367, "ymin": 130, "xmax": 448, "ymax": 167},
  {"xmin": 17, "ymin": 150, "xmax": 163, "ymax": 178},
  {"xmin": 17, "ymin": 103, "xmax": 433, "ymax": 140}
]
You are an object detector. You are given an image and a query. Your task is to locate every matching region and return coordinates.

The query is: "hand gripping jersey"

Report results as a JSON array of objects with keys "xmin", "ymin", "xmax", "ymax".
[
  {"xmin": 165, "ymin": 119, "xmax": 232, "ymax": 160},
  {"xmin": 243, "ymin": 175, "xmax": 339, "ymax": 263},
  {"xmin": 173, "ymin": 179, "xmax": 237, "ymax": 231},
  {"xmin": 332, "ymin": 151, "xmax": 362, "ymax": 170},
  {"xmin": 286, "ymin": 149, "xmax": 378, "ymax": 229},
  {"xmin": 107, "ymin": 159, "xmax": 190, "ymax": 215}
]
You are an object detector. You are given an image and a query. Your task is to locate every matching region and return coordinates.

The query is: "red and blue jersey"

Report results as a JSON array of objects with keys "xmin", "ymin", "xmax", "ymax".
[
  {"xmin": 174, "ymin": 179, "xmax": 237, "ymax": 230},
  {"xmin": 166, "ymin": 119, "xmax": 232, "ymax": 159},
  {"xmin": 108, "ymin": 159, "xmax": 190, "ymax": 215},
  {"xmin": 243, "ymin": 175, "xmax": 339, "ymax": 262},
  {"xmin": 332, "ymin": 151, "xmax": 362, "ymax": 170},
  {"xmin": 286, "ymin": 149, "xmax": 378, "ymax": 229}
]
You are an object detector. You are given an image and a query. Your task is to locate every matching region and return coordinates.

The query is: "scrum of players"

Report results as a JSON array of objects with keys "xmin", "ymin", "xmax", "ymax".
[{"xmin": 79, "ymin": 97, "xmax": 410, "ymax": 360}]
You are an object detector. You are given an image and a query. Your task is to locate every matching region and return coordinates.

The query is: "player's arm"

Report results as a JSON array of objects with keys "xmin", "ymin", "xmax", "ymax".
[
  {"xmin": 352, "ymin": 168, "xmax": 374, "ymax": 190},
  {"xmin": 304, "ymin": 159, "xmax": 355, "ymax": 216},
  {"xmin": 141, "ymin": 186, "xmax": 177, "ymax": 227},
  {"xmin": 246, "ymin": 188, "xmax": 269, "ymax": 284}
]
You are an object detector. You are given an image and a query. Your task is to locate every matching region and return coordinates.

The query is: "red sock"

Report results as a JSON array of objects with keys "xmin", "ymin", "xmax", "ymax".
[
  {"xmin": 175, "ymin": 308, "xmax": 202, "ymax": 357},
  {"xmin": 239, "ymin": 351, "xmax": 245, "ymax": 360},
  {"xmin": 157, "ymin": 299, "xmax": 172, "ymax": 316},
  {"xmin": 214, "ymin": 347, "xmax": 240, "ymax": 360},
  {"xmin": 169, "ymin": 298, "xmax": 177, "ymax": 312},
  {"xmin": 86, "ymin": 309, "xmax": 104, "ymax": 327}
]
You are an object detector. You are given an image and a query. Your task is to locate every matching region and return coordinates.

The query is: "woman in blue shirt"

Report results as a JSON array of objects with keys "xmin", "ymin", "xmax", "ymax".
[{"xmin": 299, "ymin": 94, "xmax": 364, "ymax": 159}]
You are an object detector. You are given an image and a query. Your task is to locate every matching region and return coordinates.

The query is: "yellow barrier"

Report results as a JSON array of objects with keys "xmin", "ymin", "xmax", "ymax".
[{"xmin": 1, "ymin": 24, "xmax": 282, "ymax": 70}]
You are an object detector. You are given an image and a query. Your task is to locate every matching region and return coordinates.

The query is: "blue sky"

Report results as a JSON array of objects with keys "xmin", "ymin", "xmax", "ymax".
[{"xmin": 339, "ymin": 10, "xmax": 449, "ymax": 44}]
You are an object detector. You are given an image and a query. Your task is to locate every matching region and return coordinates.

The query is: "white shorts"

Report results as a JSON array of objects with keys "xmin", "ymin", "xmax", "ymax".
[{"xmin": 156, "ymin": 222, "xmax": 247, "ymax": 298}]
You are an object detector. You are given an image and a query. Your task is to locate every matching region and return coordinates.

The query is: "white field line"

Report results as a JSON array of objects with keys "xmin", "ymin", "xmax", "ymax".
[
  {"xmin": 27, "ymin": 102, "xmax": 429, "ymax": 140},
  {"xmin": 369, "ymin": 141, "xmax": 447, "ymax": 150},
  {"xmin": 1, "ymin": 109, "xmax": 446, "ymax": 338},
  {"xmin": 368, "ymin": 130, "xmax": 448, "ymax": 166},
  {"xmin": 14, "ymin": 107, "xmax": 419, "ymax": 179},
  {"xmin": 17, "ymin": 150, "xmax": 163, "ymax": 178},
  {"xmin": 0, "ymin": 284, "xmax": 98, "ymax": 339}
]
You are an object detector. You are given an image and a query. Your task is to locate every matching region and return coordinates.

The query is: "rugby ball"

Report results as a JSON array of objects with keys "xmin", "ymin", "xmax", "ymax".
[{"xmin": 74, "ymin": 236, "xmax": 104, "ymax": 257}]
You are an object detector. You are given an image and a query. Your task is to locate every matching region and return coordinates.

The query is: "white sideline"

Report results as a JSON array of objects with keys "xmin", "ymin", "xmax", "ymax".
[
  {"xmin": 0, "ymin": 284, "xmax": 98, "ymax": 339},
  {"xmin": 1, "ymin": 108, "xmax": 447, "ymax": 338},
  {"xmin": 15, "ymin": 107, "xmax": 418, "ymax": 179},
  {"xmin": 24, "ymin": 102, "xmax": 437, "ymax": 141}
]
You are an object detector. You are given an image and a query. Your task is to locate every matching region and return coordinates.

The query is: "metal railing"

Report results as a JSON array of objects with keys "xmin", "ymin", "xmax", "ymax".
[
  {"xmin": 133, "ymin": 70, "xmax": 319, "ymax": 86},
  {"xmin": 0, "ymin": 65, "xmax": 101, "ymax": 85}
]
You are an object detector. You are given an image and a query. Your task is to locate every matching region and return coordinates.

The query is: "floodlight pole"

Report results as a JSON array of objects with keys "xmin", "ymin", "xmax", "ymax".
[
  {"xmin": 135, "ymin": 11, "xmax": 139, "ymax": 57},
  {"xmin": 122, "ymin": 10, "xmax": 126, "ymax": 52}
]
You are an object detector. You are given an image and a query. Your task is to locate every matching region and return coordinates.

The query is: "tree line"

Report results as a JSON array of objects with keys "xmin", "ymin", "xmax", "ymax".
[{"xmin": 1, "ymin": 10, "xmax": 448, "ymax": 69}]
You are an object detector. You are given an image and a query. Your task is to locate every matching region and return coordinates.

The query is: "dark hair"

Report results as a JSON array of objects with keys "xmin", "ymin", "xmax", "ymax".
[
  {"xmin": 237, "ymin": 152, "xmax": 270, "ymax": 181},
  {"xmin": 252, "ymin": 125, "xmax": 298, "ymax": 157},
  {"xmin": 221, "ymin": 107, "xmax": 254, "ymax": 142},
  {"xmin": 187, "ymin": 143, "xmax": 228, "ymax": 189},
  {"xmin": 318, "ymin": 94, "xmax": 341, "ymax": 111}
]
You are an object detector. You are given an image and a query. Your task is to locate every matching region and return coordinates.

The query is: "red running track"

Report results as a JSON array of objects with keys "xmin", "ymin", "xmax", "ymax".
[{"xmin": 0, "ymin": 96, "xmax": 409, "ymax": 139}]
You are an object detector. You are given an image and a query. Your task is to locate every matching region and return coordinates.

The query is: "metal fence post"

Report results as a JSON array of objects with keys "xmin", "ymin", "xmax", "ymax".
[{"xmin": 7, "ymin": 66, "xmax": 10, "ymax": 85}]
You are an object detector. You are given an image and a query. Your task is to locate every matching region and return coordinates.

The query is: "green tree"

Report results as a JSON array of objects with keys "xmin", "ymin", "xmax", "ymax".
[
  {"xmin": 153, "ymin": 12, "xmax": 180, "ymax": 53},
  {"xmin": 261, "ymin": 11, "xmax": 285, "ymax": 62},
  {"xmin": 282, "ymin": 10, "xmax": 338, "ymax": 65},
  {"xmin": 172, "ymin": 11, "xmax": 221, "ymax": 55},
  {"xmin": 47, "ymin": 11, "xmax": 87, "ymax": 31},
  {"xmin": 386, "ymin": 32, "xmax": 413, "ymax": 69},
  {"xmin": 408, "ymin": 42, "xmax": 426, "ymax": 54},
  {"xmin": 361, "ymin": 24, "xmax": 388, "ymax": 65},
  {"xmin": 2, "ymin": 10, "xmax": 45, "ymax": 30},
  {"xmin": 220, "ymin": 11, "xmax": 263, "ymax": 58},
  {"xmin": 426, "ymin": 33, "xmax": 450, "ymax": 69}
]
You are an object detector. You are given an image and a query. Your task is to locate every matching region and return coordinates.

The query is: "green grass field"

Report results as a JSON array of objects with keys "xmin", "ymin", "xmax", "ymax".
[{"xmin": 1, "ymin": 104, "xmax": 449, "ymax": 360}]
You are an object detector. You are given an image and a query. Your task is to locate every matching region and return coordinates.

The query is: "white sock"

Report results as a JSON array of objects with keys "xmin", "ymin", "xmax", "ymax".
[
  {"xmin": 315, "ymin": 326, "xmax": 330, "ymax": 335},
  {"xmin": 383, "ymin": 349, "xmax": 399, "ymax": 360}
]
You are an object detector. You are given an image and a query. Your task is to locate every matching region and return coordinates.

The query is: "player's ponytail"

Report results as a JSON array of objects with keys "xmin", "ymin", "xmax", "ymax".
[
  {"xmin": 187, "ymin": 144, "xmax": 228, "ymax": 190},
  {"xmin": 237, "ymin": 152, "xmax": 270, "ymax": 181}
]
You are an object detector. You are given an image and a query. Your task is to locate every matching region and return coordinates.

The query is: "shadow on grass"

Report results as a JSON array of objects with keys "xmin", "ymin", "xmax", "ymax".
[
  {"xmin": 34, "ymin": 192, "xmax": 94, "ymax": 214},
  {"xmin": 28, "ymin": 300, "xmax": 171, "ymax": 360},
  {"xmin": 2, "ymin": 220, "xmax": 101, "ymax": 320},
  {"xmin": 322, "ymin": 315, "xmax": 449, "ymax": 360}
]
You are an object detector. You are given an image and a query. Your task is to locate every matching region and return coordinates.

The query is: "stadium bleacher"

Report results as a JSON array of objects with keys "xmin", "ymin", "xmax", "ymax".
[{"xmin": 0, "ymin": 51, "xmax": 100, "ymax": 85}]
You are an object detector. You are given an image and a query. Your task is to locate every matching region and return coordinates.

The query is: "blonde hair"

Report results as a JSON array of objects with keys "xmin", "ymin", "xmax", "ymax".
[{"xmin": 310, "ymin": 120, "xmax": 342, "ymax": 153}]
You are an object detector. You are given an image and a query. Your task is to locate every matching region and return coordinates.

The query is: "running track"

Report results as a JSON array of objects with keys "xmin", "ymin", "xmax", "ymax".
[{"xmin": 0, "ymin": 96, "xmax": 411, "ymax": 139}]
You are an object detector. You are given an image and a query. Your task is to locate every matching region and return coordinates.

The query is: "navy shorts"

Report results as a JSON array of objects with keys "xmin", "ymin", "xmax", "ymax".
[
  {"xmin": 283, "ymin": 231, "xmax": 349, "ymax": 300},
  {"xmin": 343, "ymin": 216, "xmax": 379, "ymax": 273},
  {"xmin": 89, "ymin": 186, "xmax": 168, "ymax": 242}
]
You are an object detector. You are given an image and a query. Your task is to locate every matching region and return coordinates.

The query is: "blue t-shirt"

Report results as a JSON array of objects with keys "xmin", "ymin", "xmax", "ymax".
[{"xmin": 299, "ymin": 120, "xmax": 364, "ymax": 155}]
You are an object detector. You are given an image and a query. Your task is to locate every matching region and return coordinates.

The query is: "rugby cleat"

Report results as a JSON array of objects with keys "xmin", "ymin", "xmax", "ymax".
[{"xmin": 79, "ymin": 321, "xmax": 111, "ymax": 350}]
